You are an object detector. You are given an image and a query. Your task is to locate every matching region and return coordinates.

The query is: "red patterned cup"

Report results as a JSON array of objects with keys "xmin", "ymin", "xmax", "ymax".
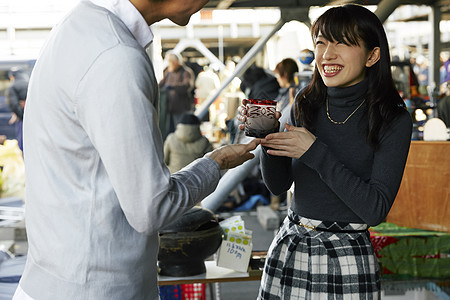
[{"xmin": 245, "ymin": 99, "xmax": 277, "ymax": 138}]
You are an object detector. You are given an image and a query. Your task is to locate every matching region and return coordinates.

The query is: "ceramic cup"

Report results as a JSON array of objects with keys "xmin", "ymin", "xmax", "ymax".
[{"xmin": 244, "ymin": 99, "xmax": 277, "ymax": 138}]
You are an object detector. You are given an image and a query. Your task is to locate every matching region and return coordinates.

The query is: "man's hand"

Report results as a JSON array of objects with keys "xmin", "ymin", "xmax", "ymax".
[{"xmin": 205, "ymin": 139, "xmax": 260, "ymax": 170}]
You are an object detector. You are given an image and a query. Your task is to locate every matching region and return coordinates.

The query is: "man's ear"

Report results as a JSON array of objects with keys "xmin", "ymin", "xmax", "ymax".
[{"xmin": 366, "ymin": 47, "xmax": 381, "ymax": 67}]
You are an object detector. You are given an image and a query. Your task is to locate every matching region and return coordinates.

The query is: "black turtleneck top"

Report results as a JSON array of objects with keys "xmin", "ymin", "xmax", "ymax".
[{"xmin": 260, "ymin": 79, "xmax": 412, "ymax": 226}]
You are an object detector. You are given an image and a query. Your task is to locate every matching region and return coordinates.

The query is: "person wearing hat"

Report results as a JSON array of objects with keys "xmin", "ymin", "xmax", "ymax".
[{"xmin": 164, "ymin": 113, "xmax": 213, "ymax": 173}]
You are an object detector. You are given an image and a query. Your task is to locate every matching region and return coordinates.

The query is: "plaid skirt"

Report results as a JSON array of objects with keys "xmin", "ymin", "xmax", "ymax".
[{"xmin": 258, "ymin": 209, "xmax": 380, "ymax": 300}]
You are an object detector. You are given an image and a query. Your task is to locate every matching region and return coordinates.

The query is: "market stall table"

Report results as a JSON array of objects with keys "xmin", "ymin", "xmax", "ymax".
[
  {"xmin": 158, "ymin": 252, "xmax": 265, "ymax": 299},
  {"xmin": 158, "ymin": 260, "xmax": 262, "ymax": 286}
]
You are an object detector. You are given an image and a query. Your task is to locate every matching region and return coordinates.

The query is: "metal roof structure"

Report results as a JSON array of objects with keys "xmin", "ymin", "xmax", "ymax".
[
  {"xmin": 205, "ymin": 0, "xmax": 445, "ymax": 8},
  {"xmin": 195, "ymin": 0, "xmax": 449, "ymax": 120},
  {"xmin": 206, "ymin": 0, "xmax": 450, "ymax": 9},
  {"xmin": 197, "ymin": 0, "xmax": 450, "ymax": 211},
  {"xmin": 204, "ymin": 0, "xmax": 449, "ymax": 21}
]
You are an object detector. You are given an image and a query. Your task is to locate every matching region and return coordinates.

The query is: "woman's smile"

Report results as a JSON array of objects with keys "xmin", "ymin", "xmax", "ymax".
[
  {"xmin": 323, "ymin": 64, "xmax": 344, "ymax": 76},
  {"xmin": 315, "ymin": 33, "xmax": 372, "ymax": 87}
]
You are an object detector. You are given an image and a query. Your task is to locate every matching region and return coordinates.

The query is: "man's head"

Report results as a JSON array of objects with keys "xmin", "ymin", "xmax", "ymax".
[{"xmin": 131, "ymin": 0, "xmax": 210, "ymax": 26}]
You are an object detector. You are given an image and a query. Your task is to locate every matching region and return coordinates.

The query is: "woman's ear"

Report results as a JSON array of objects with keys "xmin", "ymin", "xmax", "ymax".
[{"xmin": 366, "ymin": 47, "xmax": 381, "ymax": 67}]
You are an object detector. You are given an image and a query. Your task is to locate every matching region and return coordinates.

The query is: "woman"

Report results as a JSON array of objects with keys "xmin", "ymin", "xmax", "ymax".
[
  {"xmin": 273, "ymin": 58, "xmax": 299, "ymax": 113},
  {"xmin": 240, "ymin": 4, "xmax": 412, "ymax": 299}
]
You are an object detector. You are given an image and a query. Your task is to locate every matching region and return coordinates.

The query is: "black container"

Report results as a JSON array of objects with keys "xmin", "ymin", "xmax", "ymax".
[{"xmin": 158, "ymin": 207, "xmax": 223, "ymax": 276}]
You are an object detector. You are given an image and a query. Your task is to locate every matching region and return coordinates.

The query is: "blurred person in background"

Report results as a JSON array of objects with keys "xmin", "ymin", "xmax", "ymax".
[
  {"xmin": 438, "ymin": 79, "xmax": 450, "ymax": 127},
  {"xmin": 194, "ymin": 64, "xmax": 221, "ymax": 122},
  {"xmin": 416, "ymin": 55, "xmax": 429, "ymax": 95},
  {"xmin": 240, "ymin": 64, "xmax": 280, "ymax": 100},
  {"xmin": 438, "ymin": 94, "xmax": 450, "ymax": 127},
  {"xmin": 164, "ymin": 113, "xmax": 213, "ymax": 173},
  {"xmin": 159, "ymin": 51, "xmax": 195, "ymax": 133},
  {"xmin": 194, "ymin": 65, "xmax": 220, "ymax": 107},
  {"xmin": 273, "ymin": 58, "xmax": 299, "ymax": 113},
  {"xmin": 6, "ymin": 67, "xmax": 29, "ymax": 151},
  {"xmin": 14, "ymin": 0, "xmax": 260, "ymax": 299}
]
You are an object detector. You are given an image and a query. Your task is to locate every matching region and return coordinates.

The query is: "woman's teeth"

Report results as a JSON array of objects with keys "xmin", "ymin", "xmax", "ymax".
[{"xmin": 324, "ymin": 65, "xmax": 343, "ymax": 73}]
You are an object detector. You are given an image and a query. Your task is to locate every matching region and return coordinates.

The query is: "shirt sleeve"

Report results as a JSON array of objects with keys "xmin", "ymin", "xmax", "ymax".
[
  {"xmin": 299, "ymin": 110, "xmax": 412, "ymax": 226},
  {"xmin": 75, "ymin": 45, "xmax": 220, "ymax": 235}
]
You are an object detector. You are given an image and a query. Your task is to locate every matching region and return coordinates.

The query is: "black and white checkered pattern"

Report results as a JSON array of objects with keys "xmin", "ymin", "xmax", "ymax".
[{"xmin": 258, "ymin": 209, "xmax": 380, "ymax": 299}]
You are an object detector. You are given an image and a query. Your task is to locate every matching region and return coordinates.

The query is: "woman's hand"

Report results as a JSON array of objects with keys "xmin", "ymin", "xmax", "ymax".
[
  {"xmin": 237, "ymin": 99, "xmax": 282, "ymax": 131},
  {"xmin": 260, "ymin": 123, "xmax": 316, "ymax": 159}
]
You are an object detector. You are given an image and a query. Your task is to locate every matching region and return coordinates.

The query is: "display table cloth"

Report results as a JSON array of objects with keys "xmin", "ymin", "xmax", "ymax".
[{"xmin": 370, "ymin": 222, "xmax": 450, "ymax": 280}]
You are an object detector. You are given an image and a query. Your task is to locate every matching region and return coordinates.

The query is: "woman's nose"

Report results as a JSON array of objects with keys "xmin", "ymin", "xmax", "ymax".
[{"xmin": 323, "ymin": 44, "xmax": 337, "ymax": 60}]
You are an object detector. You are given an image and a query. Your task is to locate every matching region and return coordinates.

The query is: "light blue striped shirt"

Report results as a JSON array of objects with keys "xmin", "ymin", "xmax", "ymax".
[{"xmin": 18, "ymin": 0, "xmax": 220, "ymax": 299}]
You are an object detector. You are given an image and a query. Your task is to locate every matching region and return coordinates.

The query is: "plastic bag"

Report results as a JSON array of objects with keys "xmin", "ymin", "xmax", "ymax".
[{"xmin": 0, "ymin": 140, "xmax": 25, "ymax": 201}]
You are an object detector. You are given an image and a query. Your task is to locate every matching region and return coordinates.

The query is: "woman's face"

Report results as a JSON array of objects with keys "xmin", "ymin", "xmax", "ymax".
[{"xmin": 314, "ymin": 32, "xmax": 378, "ymax": 88}]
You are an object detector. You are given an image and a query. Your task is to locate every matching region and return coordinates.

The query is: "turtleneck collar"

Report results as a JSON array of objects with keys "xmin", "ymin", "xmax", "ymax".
[{"xmin": 327, "ymin": 78, "xmax": 368, "ymax": 107}]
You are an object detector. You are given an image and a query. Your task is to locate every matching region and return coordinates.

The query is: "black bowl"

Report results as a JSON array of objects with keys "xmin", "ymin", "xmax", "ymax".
[{"xmin": 158, "ymin": 207, "xmax": 223, "ymax": 276}]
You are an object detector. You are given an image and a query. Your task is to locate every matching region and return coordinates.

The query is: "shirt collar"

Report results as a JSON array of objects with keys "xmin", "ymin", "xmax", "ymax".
[{"xmin": 88, "ymin": 0, "xmax": 153, "ymax": 48}]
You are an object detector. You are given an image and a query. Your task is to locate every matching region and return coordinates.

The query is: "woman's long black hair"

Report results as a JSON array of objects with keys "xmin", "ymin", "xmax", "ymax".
[{"xmin": 294, "ymin": 4, "xmax": 405, "ymax": 149}]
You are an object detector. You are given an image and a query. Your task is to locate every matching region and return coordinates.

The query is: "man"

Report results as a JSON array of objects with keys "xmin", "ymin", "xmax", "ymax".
[
  {"xmin": 5, "ymin": 67, "xmax": 28, "ymax": 151},
  {"xmin": 14, "ymin": 0, "xmax": 259, "ymax": 299}
]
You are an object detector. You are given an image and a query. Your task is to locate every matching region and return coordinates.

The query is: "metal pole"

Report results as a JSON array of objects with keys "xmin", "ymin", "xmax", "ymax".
[
  {"xmin": 195, "ymin": 18, "xmax": 286, "ymax": 121},
  {"xmin": 428, "ymin": 3, "xmax": 441, "ymax": 116},
  {"xmin": 218, "ymin": 25, "xmax": 224, "ymax": 64},
  {"xmin": 373, "ymin": 0, "xmax": 399, "ymax": 24}
]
